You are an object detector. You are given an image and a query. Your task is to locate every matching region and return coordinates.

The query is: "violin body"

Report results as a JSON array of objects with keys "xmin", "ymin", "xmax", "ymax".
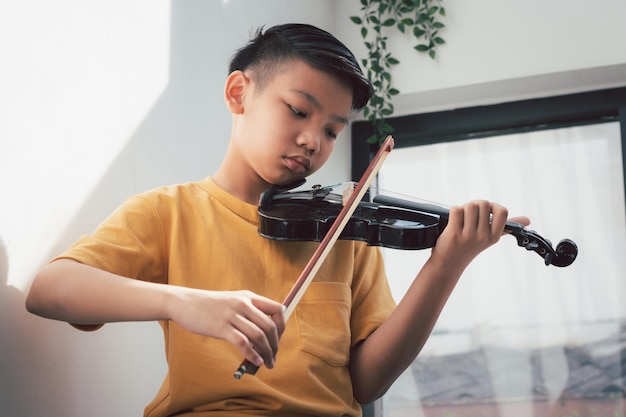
[
  {"xmin": 259, "ymin": 188, "xmax": 443, "ymax": 250},
  {"xmin": 258, "ymin": 183, "xmax": 578, "ymax": 267}
]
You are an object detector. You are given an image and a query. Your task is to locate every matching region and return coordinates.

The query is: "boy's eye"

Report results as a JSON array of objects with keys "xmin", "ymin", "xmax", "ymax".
[
  {"xmin": 289, "ymin": 105, "xmax": 306, "ymax": 118},
  {"xmin": 288, "ymin": 104, "xmax": 338, "ymax": 139}
]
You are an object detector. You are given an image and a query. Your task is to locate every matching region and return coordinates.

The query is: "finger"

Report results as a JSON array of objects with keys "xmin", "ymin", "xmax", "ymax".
[
  {"xmin": 447, "ymin": 205, "xmax": 464, "ymax": 233},
  {"xmin": 251, "ymin": 296, "xmax": 285, "ymax": 317},
  {"xmin": 228, "ymin": 326, "xmax": 264, "ymax": 367},
  {"xmin": 489, "ymin": 202, "xmax": 509, "ymax": 235},
  {"xmin": 463, "ymin": 201, "xmax": 481, "ymax": 233},
  {"xmin": 251, "ymin": 296, "xmax": 286, "ymax": 343},
  {"xmin": 475, "ymin": 200, "xmax": 495, "ymax": 235},
  {"xmin": 271, "ymin": 306, "xmax": 286, "ymax": 338},
  {"xmin": 508, "ymin": 215, "xmax": 531, "ymax": 227},
  {"xmin": 230, "ymin": 312, "xmax": 277, "ymax": 368}
]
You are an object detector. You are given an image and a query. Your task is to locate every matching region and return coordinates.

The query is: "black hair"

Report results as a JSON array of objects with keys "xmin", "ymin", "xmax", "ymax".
[{"xmin": 229, "ymin": 23, "xmax": 373, "ymax": 110}]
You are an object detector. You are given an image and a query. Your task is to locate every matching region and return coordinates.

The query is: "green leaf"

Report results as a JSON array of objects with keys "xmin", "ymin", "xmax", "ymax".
[
  {"xmin": 352, "ymin": 0, "xmax": 446, "ymax": 119},
  {"xmin": 413, "ymin": 27, "xmax": 426, "ymax": 37},
  {"xmin": 366, "ymin": 135, "xmax": 379, "ymax": 145},
  {"xmin": 381, "ymin": 123, "xmax": 395, "ymax": 134}
]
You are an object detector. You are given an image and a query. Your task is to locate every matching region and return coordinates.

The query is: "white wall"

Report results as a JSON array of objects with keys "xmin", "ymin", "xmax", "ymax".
[
  {"xmin": 2, "ymin": 0, "xmax": 626, "ymax": 416},
  {"xmin": 335, "ymin": 0, "xmax": 626, "ymax": 115},
  {"xmin": 0, "ymin": 1, "xmax": 341, "ymax": 416}
]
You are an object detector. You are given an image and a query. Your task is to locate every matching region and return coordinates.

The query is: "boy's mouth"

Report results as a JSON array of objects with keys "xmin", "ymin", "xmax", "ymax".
[{"xmin": 284, "ymin": 155, "xmax": 311, "ymax": 174}]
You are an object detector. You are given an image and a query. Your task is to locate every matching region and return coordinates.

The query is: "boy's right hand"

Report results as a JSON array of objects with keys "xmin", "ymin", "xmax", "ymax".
[{"xmin": 167, "ymin": 288, "xmax": 286, "ymax": 369}]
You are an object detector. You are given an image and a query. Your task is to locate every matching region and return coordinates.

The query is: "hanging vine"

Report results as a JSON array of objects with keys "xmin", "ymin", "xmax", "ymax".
[{"xmin": 350, "ymin": 0, "xmax": 446, "ymax": 145}]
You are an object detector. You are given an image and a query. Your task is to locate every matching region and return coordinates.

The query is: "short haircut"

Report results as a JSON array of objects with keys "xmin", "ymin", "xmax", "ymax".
[{"xmin": 229, "ymin": 23, "xmax": 374, "ymax": 110}]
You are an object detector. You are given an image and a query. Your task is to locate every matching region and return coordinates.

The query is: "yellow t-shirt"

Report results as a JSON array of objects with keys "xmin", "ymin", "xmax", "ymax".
[{"xmin": 57, "ymin": 177, "xmax": 396, "ymax": 417}]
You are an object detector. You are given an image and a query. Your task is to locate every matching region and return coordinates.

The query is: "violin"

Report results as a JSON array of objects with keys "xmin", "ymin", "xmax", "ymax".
[
  {"xmin": 233, "ymin": 136, "xmax": 577, "ymax": 379},
  {"xmin": 258, "ymin": 182, "xmax": 578, "ymax": 268}
]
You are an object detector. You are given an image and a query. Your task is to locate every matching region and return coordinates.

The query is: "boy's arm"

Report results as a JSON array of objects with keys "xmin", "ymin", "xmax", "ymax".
[
  {"xmin": 349, "ymin": 200, "xmax": 530, "ymax": 404},
  {"xmin": 26, "ymin": 259, "xmax": 285, "ymax": 369}
]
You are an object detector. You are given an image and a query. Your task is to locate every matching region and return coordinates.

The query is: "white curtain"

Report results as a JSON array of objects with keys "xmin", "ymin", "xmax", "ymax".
[{"xmin": 378, "ymin": 122, "xmax": 625, "ymax": 416}]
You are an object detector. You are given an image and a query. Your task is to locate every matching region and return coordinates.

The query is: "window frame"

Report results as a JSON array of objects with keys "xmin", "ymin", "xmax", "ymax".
[{"xmin": 351, "ymin": 86, "xmax": 626, "ymax": 208}]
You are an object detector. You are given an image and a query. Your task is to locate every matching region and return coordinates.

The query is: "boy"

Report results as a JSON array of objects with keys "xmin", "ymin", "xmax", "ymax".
[{"xmin": 26, "ymin": 23, "xmax": 529, "ymax": 416}]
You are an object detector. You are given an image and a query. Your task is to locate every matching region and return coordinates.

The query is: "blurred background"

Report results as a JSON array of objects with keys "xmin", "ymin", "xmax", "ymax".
[{"xmin": 1, "ymin": 1, "xmax": 625, "ymax": 416}]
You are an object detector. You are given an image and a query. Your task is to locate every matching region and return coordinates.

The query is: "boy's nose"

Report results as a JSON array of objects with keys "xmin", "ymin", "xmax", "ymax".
[{"xmin": 297, "ymin": 130, "xmax": 321, "ymax": 155}]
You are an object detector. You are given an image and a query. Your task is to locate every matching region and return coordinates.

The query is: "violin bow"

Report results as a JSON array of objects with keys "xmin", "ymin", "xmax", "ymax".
[{"xmin": 234, "ymin": 135, "xmax": 395, "ymax": 379}]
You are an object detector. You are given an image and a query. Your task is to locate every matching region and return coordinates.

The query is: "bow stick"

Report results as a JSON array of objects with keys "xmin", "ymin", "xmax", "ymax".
[{"xmin": 234, "ymin": 135, "xmax": 395, "ymax": 379}]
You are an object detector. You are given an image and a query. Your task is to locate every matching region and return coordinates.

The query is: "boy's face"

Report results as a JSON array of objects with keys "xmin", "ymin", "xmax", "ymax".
[{"xmin": 231, "ymin": 59, "xmax": 353, "ymax": 187}]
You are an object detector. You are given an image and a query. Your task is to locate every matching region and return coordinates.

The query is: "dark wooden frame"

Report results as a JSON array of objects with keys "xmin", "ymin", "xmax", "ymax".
[{"xmin": 351, "ymin": 87, "xmax": 626, "ymax": 207}]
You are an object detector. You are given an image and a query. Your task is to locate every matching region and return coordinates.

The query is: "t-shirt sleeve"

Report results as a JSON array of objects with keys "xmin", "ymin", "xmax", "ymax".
[
  {"xmin": 54, "ymin": 194, "xmax": 168, "ymax": 285},
  {"xmin": 349, "ymin": 243, "xmax": 396, "ymax": 346}
]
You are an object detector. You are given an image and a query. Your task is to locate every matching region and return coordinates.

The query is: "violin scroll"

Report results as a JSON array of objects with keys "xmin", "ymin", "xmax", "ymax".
[{"xmin": 509, "ymin": 223, "xmax": 578, "ymax": 267}]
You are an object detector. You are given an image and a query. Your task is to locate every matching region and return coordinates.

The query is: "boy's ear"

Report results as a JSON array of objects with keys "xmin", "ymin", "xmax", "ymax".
[{"xmin": 224, "ymin": 70, "xmax": 249, "ymax": 115}]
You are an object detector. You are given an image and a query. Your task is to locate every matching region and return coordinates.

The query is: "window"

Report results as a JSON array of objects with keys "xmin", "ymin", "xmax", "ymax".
[{"xmin": 352, "ymin": 87, "xmax": 626, "ymax": 417}]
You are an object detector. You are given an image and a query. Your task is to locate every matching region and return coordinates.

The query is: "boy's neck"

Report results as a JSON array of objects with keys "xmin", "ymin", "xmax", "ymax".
[{"xmin": 212, "ymin": 168, "xmax": 268, "ymax": 206}]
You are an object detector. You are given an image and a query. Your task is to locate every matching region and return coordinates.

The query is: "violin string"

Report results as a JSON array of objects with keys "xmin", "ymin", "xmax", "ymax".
[
  {"xmin": 380, "ymin": 189, "xmax": 451, "ymax": 209},
  {"xmin": 359, "ymin": 182, "xmax": 452, "ymax": 210},
  {"xmin": 304, "ymin": 181, "xmax": 451, "ymax": 211},
  {"xmin": 335, "ymin": 180, "xmax": 450, "ymax": 209}
]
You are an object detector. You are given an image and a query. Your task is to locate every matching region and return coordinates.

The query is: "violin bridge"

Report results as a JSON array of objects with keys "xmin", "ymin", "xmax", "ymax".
[{"xmin": 342, "ymin": 182, "xmax": 356, "ymax": 205}]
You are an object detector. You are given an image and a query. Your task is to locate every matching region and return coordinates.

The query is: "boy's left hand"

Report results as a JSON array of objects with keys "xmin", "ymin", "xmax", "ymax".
[{"xmin": 431, "ymin": 200, "xmax": 530, "ymax": 271}]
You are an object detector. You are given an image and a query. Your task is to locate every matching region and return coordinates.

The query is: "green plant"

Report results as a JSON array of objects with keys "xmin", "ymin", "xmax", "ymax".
[{"xmin": 350, "ymin": 0, "xmax": 446, "ymax": 145}]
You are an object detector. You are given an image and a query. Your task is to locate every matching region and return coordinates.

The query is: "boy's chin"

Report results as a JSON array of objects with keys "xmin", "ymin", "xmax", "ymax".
[{"xmin": 270, "ymin": 178, "xmax": 307, "ymax": 191}]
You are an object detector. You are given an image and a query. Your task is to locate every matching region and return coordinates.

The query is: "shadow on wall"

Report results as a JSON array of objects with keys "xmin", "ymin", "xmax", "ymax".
[
  {"xmin": 0, "ymin": 237, "xmax": 73, "ymax": 415},
  {"xmin": 3, "ymin": 2, "xmax": 340, "ymax": 415}
]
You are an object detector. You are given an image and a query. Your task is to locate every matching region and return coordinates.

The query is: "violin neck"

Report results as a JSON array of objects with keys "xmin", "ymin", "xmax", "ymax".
[
  {"xmin": 372, "ymin": 194, "xmax": 525, "ymax": 233},
  {"xmin": 372, "ymin": 194, "xmax": 449, "ymax": 218}
]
